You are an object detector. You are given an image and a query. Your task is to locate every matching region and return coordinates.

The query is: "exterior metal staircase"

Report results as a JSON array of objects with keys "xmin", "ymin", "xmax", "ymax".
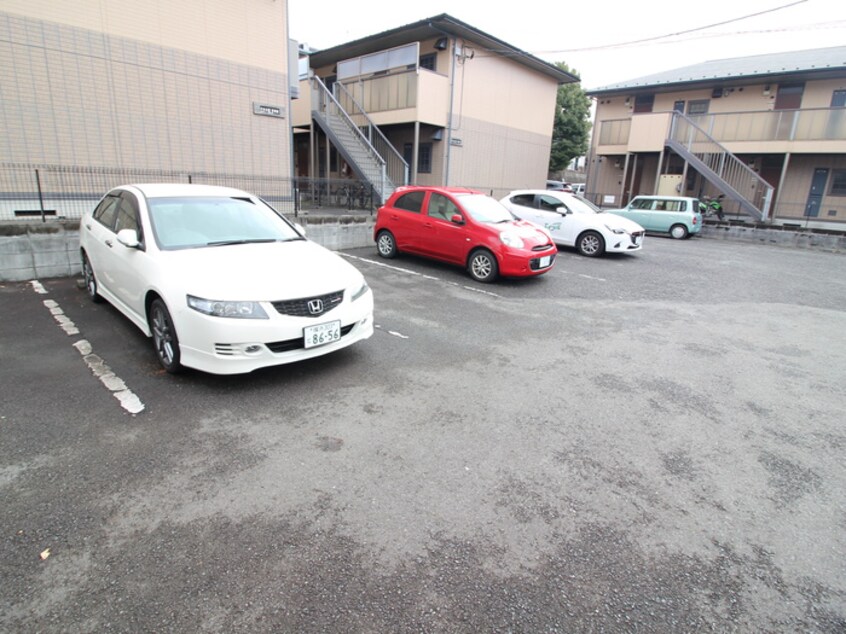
[
  {"xmin": 667, "ymin": 112, "xmax": 773, "ymax": 221},
  {"xmin": 310, "ymin": 76, "xmax": 407, "ymax": 204}
]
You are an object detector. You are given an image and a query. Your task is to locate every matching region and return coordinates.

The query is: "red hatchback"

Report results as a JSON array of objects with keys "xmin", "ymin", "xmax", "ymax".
[{"xmin": 374, "ymin": 186, "xmax": 557, "ymax": 282}]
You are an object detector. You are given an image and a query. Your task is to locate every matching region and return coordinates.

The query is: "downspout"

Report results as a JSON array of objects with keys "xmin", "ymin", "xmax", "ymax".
[{"xmin": 444, "ymin": 36, "xmax": 457, "ymax": 186}]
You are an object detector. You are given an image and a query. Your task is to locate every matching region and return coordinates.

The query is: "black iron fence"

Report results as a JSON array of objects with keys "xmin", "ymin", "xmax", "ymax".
[{"xmin": 0, "ymin": 164, "xmax": 377, "ymax": 222}]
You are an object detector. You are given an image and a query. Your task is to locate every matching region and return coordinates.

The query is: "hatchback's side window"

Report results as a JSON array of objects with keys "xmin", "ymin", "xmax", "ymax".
[
  {"xmin": 630, "ymin": 198, "xmax": 651, "ymax": 210},
  {"xmin": 93, "ymin": 195, "xmax": 121, "ymax": 231},
  {"xmin": 394, "ymin": 191, "xmax": 425, "ymax": 213},
  {"xmin": 427, "ymin": 193, "xmax": 459, "ymax": 221},
  {"xmin": 664, "ymin": 200, "xmax": 684, "ymax": 212}
]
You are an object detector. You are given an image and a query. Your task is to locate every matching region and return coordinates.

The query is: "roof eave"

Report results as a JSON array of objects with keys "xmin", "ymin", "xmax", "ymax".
[{"xmin": 307, "ymin": 13, "xmax": 578, "ymax": 85}]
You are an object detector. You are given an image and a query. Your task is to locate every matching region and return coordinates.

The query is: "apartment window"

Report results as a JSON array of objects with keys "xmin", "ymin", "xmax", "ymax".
[
  {"xmin": 687, "ymin": 100, "xmax": 710, "ymax": 116},
  {"xmin": 673, "ymin": 100, "xmax": 685, "ymax": 113},
  {"xmin": 830, "ymin": 170, "xmax": 846, "ymax": 196},
  {"xmin": 832, "ymin": 90, "xmax": 846, "ymax": 108},
  {"xmin": 419, "ymin": 53, "xmax": 436, "ymax": 71},
  {"xmin": 633, "ymin": 94, "xmax": 654, "ymax": 113}
]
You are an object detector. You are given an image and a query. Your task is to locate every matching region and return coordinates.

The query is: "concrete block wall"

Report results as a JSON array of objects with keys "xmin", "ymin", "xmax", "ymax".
[
  {"xmin": 0, "ymin": 217, "xmax": 377, "ymax": 282},
  {"xmin": 700, "ymin": 223, "xmax": 846, "ymax": 252}
]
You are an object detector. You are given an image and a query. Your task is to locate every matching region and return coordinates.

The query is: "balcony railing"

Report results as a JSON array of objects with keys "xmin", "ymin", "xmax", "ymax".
[
  {"xmin": 598, "ymin": 107, "xmax": 846, "ymax": 147},
  {"xmin": 339, "ymin": 70, "xmax": 419, "ymax": 114},
  {"xmin": 693, "ymin": 107, "xmax": 846, "ymax": 142}
]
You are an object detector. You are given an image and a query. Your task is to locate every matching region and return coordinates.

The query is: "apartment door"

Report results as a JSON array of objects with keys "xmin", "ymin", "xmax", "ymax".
[
  {"xmin": 804, "ymin": 168, "xmax": 828, "ymax": 217},
  {"xmin": 774, "ymin": 83, "xmax": 804, "ymax": 139}
]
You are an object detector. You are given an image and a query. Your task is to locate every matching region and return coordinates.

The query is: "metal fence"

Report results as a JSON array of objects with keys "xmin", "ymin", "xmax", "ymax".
[{"xmin": 0, "ymin": 164, "xmax": 378, "ymax": 222}]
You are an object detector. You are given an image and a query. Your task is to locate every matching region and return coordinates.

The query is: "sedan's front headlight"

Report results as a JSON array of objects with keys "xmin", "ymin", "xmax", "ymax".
[
  {"xmin": 351, "ymin": 280, "xmax": 370, "ymax": 302},
  {"xmin": 605, "ymin": 225, "xmax": 627, "ymax": 235},
  {"xmin": 187, "ymin": 295, "xmax": 269, "ymax": 319},
  {"xmin": 499, "ymin": 231, "xmax": 524, "ymax": 248}
]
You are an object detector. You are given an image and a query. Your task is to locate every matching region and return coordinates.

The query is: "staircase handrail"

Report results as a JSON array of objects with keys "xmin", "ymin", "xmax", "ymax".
[
  {"xmin": 334, "ymin": 81, "xmax": 409, "ymax": 187},
  {"xmin": 669, "ymin": 111, "xmax": 774, "ymax": 219},
  {"xmin": 311, "ymin": 76, "xmax": 387, "ymax": 174}
]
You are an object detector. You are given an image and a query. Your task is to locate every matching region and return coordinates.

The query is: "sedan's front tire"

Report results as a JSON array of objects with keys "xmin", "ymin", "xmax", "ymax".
[
  {"xmin": 468, "ymin": 249, "xmax": 498, "ymax": 283},
  {"xmin": 150, "ymin": 298, "xmax": 182, "ymax": 373},
  {"xmin": 81, "ymin": 252, "xmax": 103, "ymax": 303},
  {"xmin": 577, "ymin": 231, "xmax": 605, "ymax": 257}
]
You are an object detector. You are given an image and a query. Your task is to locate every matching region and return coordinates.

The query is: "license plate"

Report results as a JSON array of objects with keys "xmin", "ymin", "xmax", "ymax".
[
  {"xmin": 304, "ymin": 320, "xmax": 341, "ymax": 349},
  {"xmin": 539, "ymin": 255, "xmax": 551, "ymax": 268}
]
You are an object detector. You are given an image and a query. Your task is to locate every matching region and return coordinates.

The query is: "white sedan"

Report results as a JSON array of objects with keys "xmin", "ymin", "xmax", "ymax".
[
  {"xmin": 79, "ymin": 184, "xmax": 374, "ymax": 374},
  {"xmin": 499, "ymin": 190, "xmax": 645, "ymax": 257}
]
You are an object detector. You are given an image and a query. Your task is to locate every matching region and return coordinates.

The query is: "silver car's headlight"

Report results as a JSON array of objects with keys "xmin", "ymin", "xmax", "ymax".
[
  {"xmin": 351, "ymin": 280, "xmax": 370, "ymax": 302},
  {"xmin": 499, "ymin": 231, "xmax": 524, "ymax": 248},
  {"xmin": 605, "ymin": 225, "xmax": 627, "ymax": 235},
  {"xmin": 187, "ymin": 295, "xmax": 269, "ymax": 319}
]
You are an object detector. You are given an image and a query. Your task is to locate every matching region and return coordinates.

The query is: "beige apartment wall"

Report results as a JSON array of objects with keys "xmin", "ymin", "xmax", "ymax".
[
  {"xmin": 0, "ymin": 0, "xmax": 287, "ymax": 70},
  {"xmin": 444, "ymin": 116, "xmax": 552, "ymax": 197},
  {"xmin": 0, "ymin": 3, "xmax": 291, "ymax": 177},
  {"xmin": 455, "ymin": 47, "xmax": 559, "ymax": 136}
]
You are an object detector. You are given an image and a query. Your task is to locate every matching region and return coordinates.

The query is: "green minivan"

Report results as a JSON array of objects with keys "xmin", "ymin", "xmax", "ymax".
[{"xmin": 606, "ymin": 196, "xmax": 703, "ymax": 239}]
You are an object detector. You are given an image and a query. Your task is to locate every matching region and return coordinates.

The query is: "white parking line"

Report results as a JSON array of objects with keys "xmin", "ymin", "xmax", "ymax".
[
  {"xmin": 31, "ymin": 281, "xmax": 145, "ymax": 415},
  {"xmin": 340, "ymin": 253, "xmax": 501, "ymax": 298}
]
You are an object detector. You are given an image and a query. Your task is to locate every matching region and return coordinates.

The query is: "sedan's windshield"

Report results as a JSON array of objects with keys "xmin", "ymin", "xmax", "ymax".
[
  {"xmin": 148, "ymin": 196, "xmax": 301, "ymax": 249},
  {"xmin": 456, "ymin": 194, "xmax": 515, "ymax": 223}
]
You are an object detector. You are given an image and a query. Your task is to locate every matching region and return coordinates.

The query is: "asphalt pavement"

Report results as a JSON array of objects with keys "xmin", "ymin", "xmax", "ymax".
[{"xmin": 1, "ymin": 235, "xmax": 845, "ymax": 631}]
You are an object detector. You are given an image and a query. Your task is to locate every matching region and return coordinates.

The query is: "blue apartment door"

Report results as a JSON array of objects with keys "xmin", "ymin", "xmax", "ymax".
[{"xmin": 804, "ymin": 168, "xmax": 828, "ymax": 217}]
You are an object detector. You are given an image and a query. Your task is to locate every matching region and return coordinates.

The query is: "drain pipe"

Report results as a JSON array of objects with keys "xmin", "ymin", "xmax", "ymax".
[{"xmin": 444, "ymin": 36, "xmax": 457, "ymax": 186}]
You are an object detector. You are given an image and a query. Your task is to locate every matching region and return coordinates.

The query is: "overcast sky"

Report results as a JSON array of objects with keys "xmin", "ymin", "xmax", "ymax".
[{"xmin": 288, "ymin": 0, "xmax": 846, "ymax": 89}]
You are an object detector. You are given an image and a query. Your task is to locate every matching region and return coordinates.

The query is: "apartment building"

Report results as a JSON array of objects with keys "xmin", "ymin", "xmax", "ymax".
[
  {"xmin": 0, "ymin": 0, "xmax": 295, "ymax": 218},
  {"xmin": 290, "ymin": 14, "xmax": 577, "ymax": 203},
  {"xmin": 586, "ymin": 46, "xmax": 846, "ymax": 228}
]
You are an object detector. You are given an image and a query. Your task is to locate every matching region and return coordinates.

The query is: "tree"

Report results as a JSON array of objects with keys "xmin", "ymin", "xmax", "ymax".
[{"xmin": 549, "ymin": 62, "xmax": 592, "ymax": 173}]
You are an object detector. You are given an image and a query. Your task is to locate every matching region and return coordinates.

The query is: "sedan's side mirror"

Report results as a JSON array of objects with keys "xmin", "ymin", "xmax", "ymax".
[
  {"xmin": 116, "ymin": 229, "xmax": 141, "ymax": 249},
  {"xmin": 450, "ymin": 214, "xmax": 465, "ymax": 225},
  {"xmin": 556, "ymin": 206, "xmax": 571, "ymax": 215}
]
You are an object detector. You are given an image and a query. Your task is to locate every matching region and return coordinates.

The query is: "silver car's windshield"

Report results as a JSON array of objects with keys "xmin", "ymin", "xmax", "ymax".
[
  {"xmin": 148, "ymin": 196, "xmax": 301, "ymax": 249},
  {"xmin": 457, "ymin": 194, "xmax": 515, "ymax": 223}
]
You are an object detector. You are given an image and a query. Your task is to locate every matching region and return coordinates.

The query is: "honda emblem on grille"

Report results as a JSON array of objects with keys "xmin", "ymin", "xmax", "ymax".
[{"xmin": 308, "ymin": 299, "xmax": 324, "ymax": 315}]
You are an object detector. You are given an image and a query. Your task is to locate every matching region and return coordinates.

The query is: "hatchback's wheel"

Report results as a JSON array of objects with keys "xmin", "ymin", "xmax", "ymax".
[
  {"xmin": 81, "ymin": 252, "xmax": 102, "ymax": 302},
  {"xmin": 150, "ymin": 298, "xmax": 182, "ymax": 373},
  {"xmin": 577, "ymin": 231, "xmax": 605, "ymax": 257},
  {"xmin": 468, "ymin": 249, "xmax": 498, "ymax": 283},
  {"xmin": 376, "ymin": 230, "xmax": 397, "ymax": 258},
  {"xmin": 670, "ymin": 224, "xmax": 689, "ymax": 239}
]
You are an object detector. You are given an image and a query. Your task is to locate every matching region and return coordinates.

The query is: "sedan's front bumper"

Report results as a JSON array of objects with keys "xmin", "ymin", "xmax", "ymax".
[{"xmin": 172, "ymin": 290, "xmax": 374, "ymax": 374}]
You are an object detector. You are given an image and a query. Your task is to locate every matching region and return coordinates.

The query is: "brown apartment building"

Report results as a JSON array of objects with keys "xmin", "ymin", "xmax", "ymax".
[{"xmin": 586, "ymin": 46, "xmax": 846, "ymax": 229}]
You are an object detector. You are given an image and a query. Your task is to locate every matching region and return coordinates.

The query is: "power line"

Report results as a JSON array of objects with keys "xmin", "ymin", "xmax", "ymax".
[{"xmin": 532, "ymin": 0, "xmax": 811, "ymax": 54}]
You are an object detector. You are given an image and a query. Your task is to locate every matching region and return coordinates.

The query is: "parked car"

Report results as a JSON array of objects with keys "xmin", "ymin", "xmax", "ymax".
[
  {"xmin": 546, "ymin": 179, "xmax": 573, "ymax": 193},
  {"xmin": 79, "ymin": 184, "xmax": 374, "ymax": 375},
  {"xmin": 500, "ymin": 190, "xmax": 644, "ymax": 257},
  {"xmin": 605, "ymin": 195, "xmax": 703, "ymax": 239},
  {"xmin": 571, "ymin": 183, "xmax": 586, "ymax": 195},
  {"xmin": 374, "ymin": 185, "xmax": 557, "ymax": 282}
]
